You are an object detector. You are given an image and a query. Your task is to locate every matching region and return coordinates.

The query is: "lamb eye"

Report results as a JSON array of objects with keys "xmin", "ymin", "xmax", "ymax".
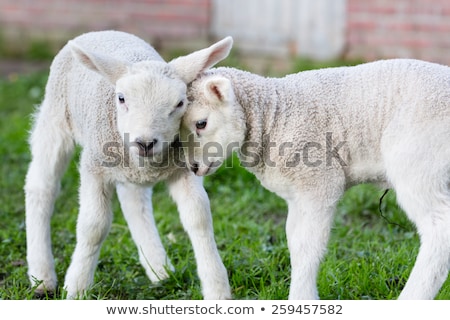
[
  {"xmin": 117, "ymin": 93, "xmax": 125, "ymax": 104},
  {"xmin": 176, "ymin": 100, "xmax": 184, "ymax": 108},
  {"xmin": 195, "ymin": 119, "xmax": 207, "ymax": 130}
]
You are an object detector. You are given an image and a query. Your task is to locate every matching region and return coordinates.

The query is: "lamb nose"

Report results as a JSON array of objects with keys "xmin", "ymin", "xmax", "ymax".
[{"xmin": 135, "ymin": 138, "xmax": 158, "ymax": 156}]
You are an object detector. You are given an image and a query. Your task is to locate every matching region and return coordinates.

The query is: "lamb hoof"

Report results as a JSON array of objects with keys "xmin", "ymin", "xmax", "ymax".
[{"xmin": 34, "ymin": 288, "xmax": 56, "ymax": 299}]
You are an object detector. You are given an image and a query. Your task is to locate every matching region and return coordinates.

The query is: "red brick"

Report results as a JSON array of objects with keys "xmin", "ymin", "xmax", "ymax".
[
  {"xmin": 347, "ymin": 0, "xmax": 450, "ymax": 65},
  {"xmin": 0, "ymin": 0, "xmax": 211, "ymax": 48}
]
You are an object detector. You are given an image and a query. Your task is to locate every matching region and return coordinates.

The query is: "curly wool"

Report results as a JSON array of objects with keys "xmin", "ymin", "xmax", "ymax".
[{"xmin": 198, "ymin": 60, "xmax": 450, "ymax": 184}]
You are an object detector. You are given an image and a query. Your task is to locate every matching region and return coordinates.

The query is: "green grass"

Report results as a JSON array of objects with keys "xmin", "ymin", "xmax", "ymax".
[{"xmin": 0, "ymin": 59, "xmax": 449, "ymax": 300}]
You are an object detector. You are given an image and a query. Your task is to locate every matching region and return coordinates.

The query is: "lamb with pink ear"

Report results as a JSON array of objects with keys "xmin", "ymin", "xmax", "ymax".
[{"xmin": 24, "ymin": 30, "xmax": 233, "ymax": 299}]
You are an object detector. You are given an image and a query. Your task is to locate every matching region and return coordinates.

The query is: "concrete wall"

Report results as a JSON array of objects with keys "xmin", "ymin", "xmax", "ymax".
[{"xmin": 211, "ymin": 0, "xmax": 346, "ymax": 60}]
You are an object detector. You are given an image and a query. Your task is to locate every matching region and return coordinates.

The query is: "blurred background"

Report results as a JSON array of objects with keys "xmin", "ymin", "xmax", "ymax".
[{"xmin": 0, "ymin": 0, "xmax": 450, "ymax": 74}]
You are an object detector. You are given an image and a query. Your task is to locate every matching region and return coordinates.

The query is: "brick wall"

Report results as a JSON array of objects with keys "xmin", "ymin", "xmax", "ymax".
[
  {"xmin": 0, "ymin": 0, "xmax": 211, "ymax": 54},
  {"xmin": 1, "ymin": 0, "xmax": 450, "ymax": 66},
  {"xmin": 346, "ymin": 0, "xmax": 450, "ymax": 65}
]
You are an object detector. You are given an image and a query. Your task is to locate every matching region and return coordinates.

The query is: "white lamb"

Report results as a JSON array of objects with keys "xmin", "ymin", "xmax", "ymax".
[
  {"xmin": 181, "ymin": 59, "xmax": 450, "ymax": 299},
  {"xmin": 24, "ymin": 30, "xmax": 233, "ymax": 299}
]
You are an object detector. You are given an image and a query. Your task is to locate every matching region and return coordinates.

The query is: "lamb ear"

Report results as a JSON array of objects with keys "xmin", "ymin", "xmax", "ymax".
[
  {"xmin": 203, "ymin": 77, "xmax": 233, "ymax": 105},
  {"xmin": 168, "ymin": 36, "xmax": 233, "ymax": 83},
  {"xmin": 68, "ymin": 40, "xmax": 129, "ymax": 84}
]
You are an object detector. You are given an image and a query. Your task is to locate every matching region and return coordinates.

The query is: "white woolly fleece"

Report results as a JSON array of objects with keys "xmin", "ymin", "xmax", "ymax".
[{"xmin": 182, "ymin": 59, "xmax": 450, "ymax": 299}]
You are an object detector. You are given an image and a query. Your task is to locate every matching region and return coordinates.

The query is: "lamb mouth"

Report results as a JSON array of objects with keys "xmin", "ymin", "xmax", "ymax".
[
  {"xmin": 196, "ymin": 166, "xmax": 211, "ymax": 176},
  {"xmin": 191, "ymin": 161, "xmax": 221, "ymax": 176},
  {"xmin": 190, "ymin": 162, "xmax": 209, "ymax": 176}
]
